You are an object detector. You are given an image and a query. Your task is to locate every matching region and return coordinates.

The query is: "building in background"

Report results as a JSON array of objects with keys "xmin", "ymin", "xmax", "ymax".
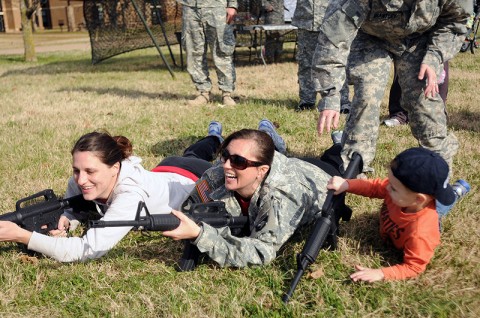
[{"xmin": 0, "ymin": 0, "xmax": 85, "ymax": 33}]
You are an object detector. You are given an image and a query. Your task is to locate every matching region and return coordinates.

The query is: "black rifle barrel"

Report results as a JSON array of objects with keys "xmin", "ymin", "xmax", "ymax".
[
  {"xmin": 282, "ymin": 153, "xmax": 362, "ymax": 303},
  {"xmin": 89, "ymin": 213, "xmax": 249, "ymax": 232}
]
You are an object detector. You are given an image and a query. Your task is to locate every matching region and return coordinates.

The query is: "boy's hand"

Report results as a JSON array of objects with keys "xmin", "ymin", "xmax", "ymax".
[
  {"xmin": 350, "ymin": 265, "xmax": 385, "ymax": 283},
  {"xmin": 327, "ymin": 176, "xmax": 349, "ymax": 194}
]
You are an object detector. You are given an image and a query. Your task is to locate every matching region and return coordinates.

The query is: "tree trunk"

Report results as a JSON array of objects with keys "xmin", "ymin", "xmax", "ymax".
[{"xmin": 20, "ymin": 0, "xmax": 37, "ymax": 62}]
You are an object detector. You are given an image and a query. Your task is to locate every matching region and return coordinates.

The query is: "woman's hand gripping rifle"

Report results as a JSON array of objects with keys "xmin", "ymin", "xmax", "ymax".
[{"xmin": 89, "ymin": 201, "xmax": 248, "ymax": 271}]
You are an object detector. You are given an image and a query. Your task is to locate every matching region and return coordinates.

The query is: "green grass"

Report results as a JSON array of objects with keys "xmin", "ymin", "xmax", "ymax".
[{"xmin": 0, "ymin": 44, "xmax": 479, "ymax": 317}]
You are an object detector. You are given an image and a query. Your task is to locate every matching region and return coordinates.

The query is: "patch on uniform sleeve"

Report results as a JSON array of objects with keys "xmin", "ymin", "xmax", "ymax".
[{"xmin": 195, "ymin": 180, "xmax": 212, "ymax": 203}]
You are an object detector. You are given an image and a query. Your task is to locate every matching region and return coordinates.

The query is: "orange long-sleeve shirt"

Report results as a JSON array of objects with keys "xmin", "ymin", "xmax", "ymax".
[{"xmin": 347, "ymin": 178, "xmax": 440, "ymax": 280}]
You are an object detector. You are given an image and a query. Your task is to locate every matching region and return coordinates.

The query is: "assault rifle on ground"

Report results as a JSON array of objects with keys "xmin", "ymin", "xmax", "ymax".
[
  {"xmin": 282, "ymin": 152, "xmax": 363, "ymax": 303},
  {"xmin": 89, "ymin": 201, "xmax": 249, "ymax": 271},
  {"xmin": 1, "ymin": 189, "xmax": 96, "ymax": 236}
]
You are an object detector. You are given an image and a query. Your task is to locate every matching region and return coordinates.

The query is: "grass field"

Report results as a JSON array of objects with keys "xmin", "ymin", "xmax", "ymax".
[{"xmin": 0, "ymin": 39, "xmax": 479, "ymax": 317}]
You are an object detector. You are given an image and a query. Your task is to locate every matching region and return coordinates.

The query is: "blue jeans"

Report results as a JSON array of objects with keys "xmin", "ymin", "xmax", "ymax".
[{"xmin": 436, "ymin": 196, "xmax": 458, "ymax": 231}]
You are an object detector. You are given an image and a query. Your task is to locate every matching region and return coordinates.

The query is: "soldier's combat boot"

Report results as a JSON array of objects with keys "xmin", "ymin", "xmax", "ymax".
[
  {"xmin": 222, "ymin": 91, "xmax": 236, "ymax": 106},
  {"xmin": 188, "ymin": 91, "xmax": 211, "ymax": 106}
]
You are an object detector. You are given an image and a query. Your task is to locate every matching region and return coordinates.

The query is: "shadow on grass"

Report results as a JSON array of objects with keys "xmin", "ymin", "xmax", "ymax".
[
  {"xmin": 0, "ymin": 53, "xmax": 183, "ymax": 77},
  {"xmin": 57, "ymin": 86, "xmax": 177, "ymax": 100},
  {"xmin": 449, "ymin": 108, "xmax": 480, "ymax": 133},
  {"xmin": 55, "ymin": 85, "xmax": 298, "ymax": 109},
  {"xmin": 151, "ymin": 136, "xmax": 203, "ymax": 158}
]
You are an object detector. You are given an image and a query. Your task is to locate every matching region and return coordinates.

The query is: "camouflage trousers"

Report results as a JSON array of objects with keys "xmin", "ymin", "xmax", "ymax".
[
  {"xmin": 296, "ymin": 30, "xmax": 320, "ymax": 104},
  {"xmin": 264, "ymin": 10, "xmax": 285, "ymax": 62},
  {"xmin": 342, "ymin": 32, "xmax": 458, "ymax": 172},
  {"xmin": 297, "ymin": 30, "xmax": 350, "ymax": 105},
  {"xmin": 182, "ymin": 6, "xmax": 236, "ymax": 93}
]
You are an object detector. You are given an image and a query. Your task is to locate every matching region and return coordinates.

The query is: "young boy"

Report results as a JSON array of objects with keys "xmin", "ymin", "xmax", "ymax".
[{"xmin": 327, "ymin": 147, "xmax": 470, "ymax": 282}]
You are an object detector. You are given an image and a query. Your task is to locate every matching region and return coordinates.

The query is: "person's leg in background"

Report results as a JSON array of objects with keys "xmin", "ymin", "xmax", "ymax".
[
  {"xmin": 383, "ymin": 71, "xmax": 409, "ymax": 127},
  {"xmin": 183, "ymin": 6, "xmax": 213, "ymax": 106},
  {"xmin": 341, "ymin": 33, "xmax": 392, "ymax": 173},
  {"xmin": 384, "ymin": 61, "xmax": 449, "ymax": 127},
  {"xmin": 295, "ymin": 29, "xmax": 319, "ymax": 111},
  {"xmin": 206, "ymin": 7, "xmax": 237, "ymax": 106},
  {"xmin": 395, "ymin": 44, "xmax": 458, "ymax": 172}
]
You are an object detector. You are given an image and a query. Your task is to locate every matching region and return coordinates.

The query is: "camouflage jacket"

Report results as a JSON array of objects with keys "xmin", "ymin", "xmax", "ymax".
[
  {"xmin": 184, "ymin": 151, "xmax": 331, "ymax": 267},
  {"xmin": 291, "ymin": 0, "xmax": 328, "ymax": 31},
  {"xmin": 312, "ymin": 0, "xmax": 471, "ymax": 112},
  {"xmin": 177, "ymin": 0, "xmax": 237, "ymax": 9}
]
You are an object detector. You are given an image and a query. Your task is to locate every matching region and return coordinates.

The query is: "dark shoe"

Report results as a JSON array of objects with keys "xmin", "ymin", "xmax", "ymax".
[
  {"xmin": 340, "ymin": 102, "xmax": 351, "ymax": 114},
  {"xmin": 295, "ymin": 102, "xmax": 315, "ymax": 112}
]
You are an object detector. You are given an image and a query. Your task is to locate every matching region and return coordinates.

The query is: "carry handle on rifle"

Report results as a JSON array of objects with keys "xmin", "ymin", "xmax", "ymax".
[{"xmin": 282, "ymin": 152, "xmax": 362, "ymax": 303}]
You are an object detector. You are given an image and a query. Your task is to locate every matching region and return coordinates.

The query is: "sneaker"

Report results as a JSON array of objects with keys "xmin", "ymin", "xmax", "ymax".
[
  {"xmin": 258, "ymin": 119, "xmax": 287, "ymax": 154},
  {"xmin": 436, "ymin": 179, "xmax": 470, "ymax": 220},
  {"xmin": 188, "ymin": 91, "xmax": 211, "ymax": 106},
  {"xmin": 222, "ymin": 92, "xmax": 237, "ymax": 106},
  {"xmin": 331, "ymin": 130, "xmax": 343, "ymax": 145},
  {"xmin": 208, "ymin": 121, "xmax": 223, "ymax": 143},
  {"xmin": 452, "ymin": 179, "xmax": 470, "ymax": 199},
  {"xmin": 295, "ymin": 101, "xmax": 315, "ymax": 112},
  {"xmin": 383, "ymin": 118, "xmax": 403, "ymax": 127}
]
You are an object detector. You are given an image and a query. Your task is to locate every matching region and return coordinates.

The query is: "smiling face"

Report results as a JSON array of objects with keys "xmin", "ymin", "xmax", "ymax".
[
  {"xmin": 223, "ymin": 139, "xmax": 270, "ymax": 199},
  {"xmin": 72, "ymin": 151, "xmax": 120, "ymax": 201}
]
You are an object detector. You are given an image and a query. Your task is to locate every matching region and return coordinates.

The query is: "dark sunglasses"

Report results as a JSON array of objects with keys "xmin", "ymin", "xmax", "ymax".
[{"xmin": 220, "ymin": 149, "xmax": 264, "ymax": 170}]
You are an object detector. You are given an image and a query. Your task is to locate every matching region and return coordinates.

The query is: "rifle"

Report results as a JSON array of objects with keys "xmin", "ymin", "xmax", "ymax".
[
  {"xmin": 282, "ymin": 152, "xmax": 363, "ymax": 303},
  {"xmin": 1, "ymin": 189, "xmax": 96, "ymax": 236},
  {"xmin": 89, "ymin": 200, "xmax": 249, "ymax": 271}
]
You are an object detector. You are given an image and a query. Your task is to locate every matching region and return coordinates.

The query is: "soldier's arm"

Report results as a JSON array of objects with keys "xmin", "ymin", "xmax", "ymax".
[
  {"xmin": 312, "ymin": 0, "xmax": 368, "ymax": 113},
  {"xmin": 422, "ymin": 0, "xmax": 471, "ymax": 70}
]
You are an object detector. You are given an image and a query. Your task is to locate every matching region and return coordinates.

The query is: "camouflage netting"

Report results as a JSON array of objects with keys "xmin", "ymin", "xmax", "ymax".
[{"xmin": 84, "ymin": 0, "xmax": 264, "ymax": 64}]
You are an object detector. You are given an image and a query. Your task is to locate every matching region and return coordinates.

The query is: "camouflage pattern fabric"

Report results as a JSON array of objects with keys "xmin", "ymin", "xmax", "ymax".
[
  {"xmin": 263, "ymin": 0, "xmax": 285, "ymax": 62},
  {"xmin": 312, "ymin": 0, "xmax": 470, "ymax": 171},
  {"xmin": 183, "ymin": 151, "xmax": 331, "ymax": 267},
  {"xmin": 181, "ymin": 2, "xmax": 237, "ymax": 93},
  {"xmin": 291, "ymin": 0, "xmax": 328, "ymax": 31},
  {"xmin": 292, "ymin": 0, "xmax": 329, "ymax": 104},
  {"xmin": 296, "ymin": 30, "xmax": 321, "ymax": 104}
]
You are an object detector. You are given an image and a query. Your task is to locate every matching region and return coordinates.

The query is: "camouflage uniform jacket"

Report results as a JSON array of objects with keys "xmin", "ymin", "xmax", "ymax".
[
  {"xmin": 178, "ymin": 0, "xmax": 237, "ymax": 8},
  {"xmin": 185, "ymin": 151, "xmax": 331, "ymax": 267},
  {"xmin": 312, "ymin": 0, "xmax": 470, "ymax": 112},
  {"xmin": 291, "ymin": 0, "xmax": 328, "ymax": 31}
]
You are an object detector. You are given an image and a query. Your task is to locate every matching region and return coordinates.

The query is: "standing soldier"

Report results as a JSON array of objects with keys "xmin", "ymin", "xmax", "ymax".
[
  {"xmin": 180, "ymin": 0, "xmax": 238, "ymax": 106},
  {"xmin": 292, "ymin": 0, "xmax": 328, "ymax": 111},
  {"xmin": 263, "ymin": 0, "xmax": 286, "ymax": 63},
  {"xmin": 312, "ymin": 0, "xmax": 471, "ymax": 173}
]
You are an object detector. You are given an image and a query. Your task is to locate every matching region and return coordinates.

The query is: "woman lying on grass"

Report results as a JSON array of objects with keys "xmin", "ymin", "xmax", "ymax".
[{"xmin": 0, "ymin": 128, "xmax": 219, "ymax": 261}]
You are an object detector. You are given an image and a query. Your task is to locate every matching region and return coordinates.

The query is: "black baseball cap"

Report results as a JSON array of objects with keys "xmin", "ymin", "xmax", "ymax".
[{"xmin": 391, "ymin": 147, "xmax": 455, "ymax": 205}]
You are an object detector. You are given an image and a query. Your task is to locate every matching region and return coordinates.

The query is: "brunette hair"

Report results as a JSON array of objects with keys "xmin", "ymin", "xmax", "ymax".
[
  {"xmin": 220, "ymin": 129, "xmax": 275, "ymax": 166},
  {"xmin": 71, "ymin": 131, "xmax": 132, "ymax": 166}
]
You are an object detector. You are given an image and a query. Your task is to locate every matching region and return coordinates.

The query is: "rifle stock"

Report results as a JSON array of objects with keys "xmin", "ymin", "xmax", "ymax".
[{"xmin": 282, "ymin": 153, "xmax": 363, "ymax": 303}]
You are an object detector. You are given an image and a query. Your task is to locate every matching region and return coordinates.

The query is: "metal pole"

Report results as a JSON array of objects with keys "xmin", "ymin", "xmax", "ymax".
[{"xmin": 130, "ymin": 0, "xmax": 175, "ymax": 78}]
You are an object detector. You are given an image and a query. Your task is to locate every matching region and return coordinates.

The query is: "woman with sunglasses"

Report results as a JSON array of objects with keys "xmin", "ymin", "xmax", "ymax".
[
  {"xmin": 163, "ymin": 126, "xmax": 343, "ymax": 267},
  {"xmin": 0, "ymin": 125, "xmax": 224, "ymax": 262}
]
